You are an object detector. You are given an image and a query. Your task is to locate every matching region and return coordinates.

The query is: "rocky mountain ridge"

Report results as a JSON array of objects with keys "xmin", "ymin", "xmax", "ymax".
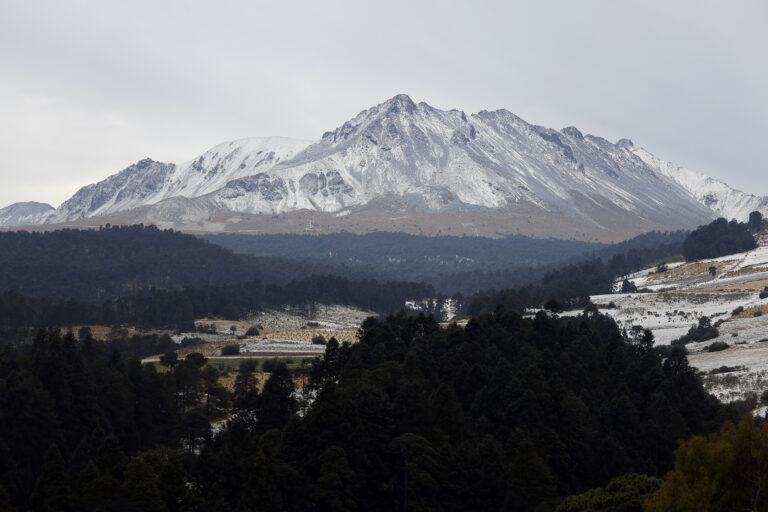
[{"xmin": 3, "ymin": 94, "xmax": 765, "ymax": 240}]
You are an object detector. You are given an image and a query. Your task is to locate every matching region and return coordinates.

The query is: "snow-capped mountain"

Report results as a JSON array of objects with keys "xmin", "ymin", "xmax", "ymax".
[
  {"xmin": 0, "ymin": 202, "xmax": 54, "ymax": 227},
  {"xmin": 5, "ymin": 94, "xmax": 766, "ymax": 238},
  {"xmin": 46, "ymin": 137, "xmax": 312, "ymax": 224},
  {"xmin": 631, "ymin": 147, "xmax": 768, "ymax": 222}
]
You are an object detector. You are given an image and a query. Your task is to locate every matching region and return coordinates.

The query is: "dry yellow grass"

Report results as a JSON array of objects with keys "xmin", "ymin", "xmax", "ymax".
[
  {"xmin": 218, "ymin": 372, "xmax": 308, "ymax": 392},
  {"xmin": 719, "ymin": 279, "xmax": 768, "ymax": 291},
  {"xmin": 732, "ymin": 305, "xmax": 768, "ymax": 319},
  {"xmin": 71, "ymin": 325, "xmax": 169, "ymax": 339},
  {"xmin": 647, "ymin": 261, "xmax": 734, "ymax": 282},
  {"xmin": 722, "ymin": 267, "xmax": 768, "ymax": 279},
  {"xmin": 218, "ymin": 372, "xmax": 270, "ymax": 392},
  {"xmin": 195, "ymin": 319, "xmax": 252, "ymax": 334},
  {"xmin": 689, "ymin": 279, "xmax": 768, "ymax": 294}
]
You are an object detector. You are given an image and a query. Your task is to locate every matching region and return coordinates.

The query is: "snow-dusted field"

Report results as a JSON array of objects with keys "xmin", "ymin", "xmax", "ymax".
[
  {"xmin": 241, "ymin": 338, "xmax": 326, "ymax": 355},
  {"xmin": 246, "ymin": 304, "xmax": 373, "ymax": 331},
  {"xmin": 589, "ymin": 291, "xmax": 761, "ymax": 345},
  {"xmin": 564, "ymin": 240, "xmax": 768, "ymax": 403}
]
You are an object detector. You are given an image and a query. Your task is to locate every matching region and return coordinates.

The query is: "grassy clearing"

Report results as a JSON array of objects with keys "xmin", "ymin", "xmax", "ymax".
[
  {"xmin": 717, "ymin": 279, "xmax": 768, "ymax": 291},
  {"xmin": 722, "ymin": 267, "xmax": 768, "ymax": 279},
  {"xmin": 647, "ymin": 261, "xmax": 734, "ymax": 282},
  {"xmin": 147, "ymin": 355, "xmax": 314, "ymax": 374},
  {"xmin": 732, "ymin": 304, "xmax": 768, "ymax": 319}
]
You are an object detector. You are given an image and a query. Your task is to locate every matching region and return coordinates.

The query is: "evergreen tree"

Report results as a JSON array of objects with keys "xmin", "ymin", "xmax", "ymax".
[
  {"xmin": 257, "ymin": 363, "xmax": 296, "ymax": 433},
  {"xmin": 120, "ymin": 458, "xmax": 166, "ymax": 512},
  {"xmin": 31, "ymin": 444, "xmax": 71, "ymax": 512},
  {"xmin": 311, "ymin": 445, "xmax": 359, "ymax": 512}
]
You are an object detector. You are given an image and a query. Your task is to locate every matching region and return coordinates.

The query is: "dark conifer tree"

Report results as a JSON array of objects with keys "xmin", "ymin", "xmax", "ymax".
[{"xmin": 31, "ymin": 444, "xmax": 71, "ymax": 512}]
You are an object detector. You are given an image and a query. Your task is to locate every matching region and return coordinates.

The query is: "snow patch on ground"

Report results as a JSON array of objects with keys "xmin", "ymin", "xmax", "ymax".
[{"xmin": 569, "ymin": 238, "xmax": 768, "ymax": 403}]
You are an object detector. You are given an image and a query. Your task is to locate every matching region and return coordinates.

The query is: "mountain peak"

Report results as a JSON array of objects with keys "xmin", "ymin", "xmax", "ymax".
[
  {"xmin": 9, "ymin": 95, "xmax": 766, "ymax": 239},
  {"xmin": 382, "ymin": 93, "xmax": 417, "ymax": 114},
  {"xmin": 134, "ymin": 158, "xmax": 159, "ymax": 168},
  {"xmin": 561, "ymin": 126, "xmax": 584, "ymax": 140}
]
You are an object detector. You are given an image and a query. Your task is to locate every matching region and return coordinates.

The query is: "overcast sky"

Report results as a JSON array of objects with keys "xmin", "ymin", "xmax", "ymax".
[{"xmin": 1, "ymin": 0, "xmax": 766, "ymax": 208}]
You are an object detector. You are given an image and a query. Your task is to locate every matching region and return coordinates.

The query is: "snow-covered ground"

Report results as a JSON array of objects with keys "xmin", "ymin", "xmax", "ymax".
[
  {"xmin": 241, "ymin": 338, "xmax": 326, "ymax": 355},
  {"xmin": 246, "ymin": 304, "xmax": 373, "ymax": 331},
  {"xmin": 564, "ymin": 238, "xmax": 768, "ymax": 403},
  {"xmin": 405, "ymin": 297, "xmax": 460, "ymax": 321}
]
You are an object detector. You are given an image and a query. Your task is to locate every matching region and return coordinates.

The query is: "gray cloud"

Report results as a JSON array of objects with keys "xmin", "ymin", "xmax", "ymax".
[{"xmin": 1, "ymin": 0, "xmax": 765, "ymax": 207}]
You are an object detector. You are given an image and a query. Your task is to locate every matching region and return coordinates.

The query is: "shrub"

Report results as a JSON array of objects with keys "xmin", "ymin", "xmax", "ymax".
[
  {"xmin": 221, "ymin": 344, "xmax": 240, "ymax": 356},
  {"xmin": 556, "ymin": 473, "xmax": 662, "ymax": 512},
  {"xmin": 707, "ymin": 341, "xmax": 729, "ymax": 352},
  {"xmin": 756, "ymin": 311, "xmax": 764, "ymax": 317},
  {"xmin": 760, "ymin": 291, "xmax": 768, "ymax": 299},
  {"xmin": 544, "ymin": 299, "xmax": 563, "ymax": 312},
  {"xmin": 710, "ymin": 365, "xmax": 745, "ymax": 375},
  {"xmin": 732, "ymin": 306, "xmax": 744, "ymax": 316},
  {"xmin": 245, "ymin": 326, "xmax": 260, "ymax": 337},
  {"xmin": 311, "ymin": 335, "xmax": 327, "ymax": 345},
  {"xmin": 672, "ymin": 316, "xmax": 719, "ymax": 345},
  {"xmin": 621, "ymin": 279, "xmax": 637, "ymax": 293},
  {"xmin": 645, "ymin": 416, "xmax": 768, "ymax": 511}
]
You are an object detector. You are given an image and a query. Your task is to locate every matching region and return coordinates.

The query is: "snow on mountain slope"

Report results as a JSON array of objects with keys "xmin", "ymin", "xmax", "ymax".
[
  {"xmin": 204, "ymin": 95, "xmax": 715, "ymax": 228},
  {"xmin": 155, "ymin": 137, "xmax": 314, "ymax": 200},
  {"xmin": 46, "ymin": 159, "xmax": 176, "ymax": 223},
  {"xmin": 25, "ymin": 94, "xmax": 768, "ymax": 235},
  {"xmin": 632, "ymin": 147, "xmax": 768, "ymax": 222},
  {"xmin": 0, "ymin": 202, "xmax": 54, "ymax": 227},
  {"xmin": 47, "ymin": 137, "xmax": 312, "ymax": 223}
]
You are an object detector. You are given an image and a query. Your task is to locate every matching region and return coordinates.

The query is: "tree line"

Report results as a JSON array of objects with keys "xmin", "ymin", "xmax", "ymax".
[
  {"xmin": 0, "ymin": 225, "xmax": 356, "ymax": 302},
  {"xmin": 1, "ymin": 307, "xmax": 760, "ymax": 510},
  {"xmin": 10, "ymin": 308, "xmax": 733, "ymax": 511},
  {"xmin": 682, "ymin": 213, "xmax": 762, "ymax": 261},
  {"xmin": 0, "ymin": 275, "xmax": 435, "ymax": 341},
  {"xmin": 465, "ymin": 238, "xmax": 684, "ymax": 315}
]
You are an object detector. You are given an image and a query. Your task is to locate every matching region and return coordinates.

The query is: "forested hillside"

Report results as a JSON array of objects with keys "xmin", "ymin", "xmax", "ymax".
[
  {"xmin": 204, "ymin": 230, "xmax": 685, "ymax": 295},
  {"xmin": 0, "ymin": 309, "xmax": 737, "ymax": 511},
  {"xmin": 683, "ymin": 216, "xmax": 759, "ymax": 261},
  {"xmin": 466, "ymin": 232, "xmax": 686, "ymax": 315},
  {"xmin": 0, "ymin": 328, "xmax": 183, "ymax": 510},
  {"xmin": 0, "ymin": 275, "xmax": 435, "ymax": 342},
  {"xmin": 0, "ymin": 226, "xmax": 349, "ymax": 301}
]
